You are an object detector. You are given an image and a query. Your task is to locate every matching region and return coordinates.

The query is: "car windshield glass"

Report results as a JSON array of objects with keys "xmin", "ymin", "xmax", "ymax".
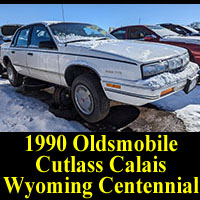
[
  {"xmin": 50, "ymin": 23, "xmax": 115, "ymax": 43},
  {"xmin": 181, "ymin": 25, "xmax": 199, "ymax": 34},
  {"xmin": 147, "ymin": 25, "xmax": 179, "ymax": 37}
]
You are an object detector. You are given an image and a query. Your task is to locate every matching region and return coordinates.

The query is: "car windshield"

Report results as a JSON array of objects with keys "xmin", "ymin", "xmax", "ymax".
[
  {"xmin": 147, "ymin": 25, "xmax": 179, "ymax": 37},
  {"xmin": 181, "ymin": 25, "xmax": 200, "ymax": 34},
  {"xmin": 49, "ymin": 23, "xmax": 115, "ymax": 43}
]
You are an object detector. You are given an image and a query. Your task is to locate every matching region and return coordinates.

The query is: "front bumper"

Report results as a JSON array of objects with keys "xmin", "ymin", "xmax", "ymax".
[{"xmin": 102, "ymin": 62, "xmax": 199, "ymax": 106}]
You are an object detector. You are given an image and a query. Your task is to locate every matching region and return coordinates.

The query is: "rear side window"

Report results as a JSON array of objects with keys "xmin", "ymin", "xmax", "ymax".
[
  {"xmin": 111, "ymin": 28, "xmax": 127, "ymax": 39},
  {"xmin": 128, "ymin": 27, "xmax": 154, "ymax": 39},
  {"xmin": 30, "ymin": 25, "xmax": 52, "ymax": 48},
  {"xmin": 16, "ymin": 28, "xmax": 31, "ymax": 47}
]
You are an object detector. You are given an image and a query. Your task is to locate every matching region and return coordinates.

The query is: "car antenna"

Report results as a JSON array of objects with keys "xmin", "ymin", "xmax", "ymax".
[
  {"xmin": 139, "ymin": 17, "xmax": 141, "ymax": 25},
  {"xmin": 61, "ymin": 4, "xmax": 65, "ymax": 22}
]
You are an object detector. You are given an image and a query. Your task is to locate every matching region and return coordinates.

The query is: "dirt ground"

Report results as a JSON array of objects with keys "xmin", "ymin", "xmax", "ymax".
[
  {"xmin": 15, "ymin": 83, "xmax": 186, "ymax": 132},
  {"xmin": 122, "ymin": 105, "xmax": 186, "ymax": 132}
]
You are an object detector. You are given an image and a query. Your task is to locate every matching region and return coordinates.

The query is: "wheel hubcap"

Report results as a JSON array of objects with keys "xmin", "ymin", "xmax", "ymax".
[
  {"xmin": 74, "ymin": 85, "xmax": 94, "ymax": 115},
  {"xmin": 7, "ymin": 67, "xmax": 14, "ymax": 82}
]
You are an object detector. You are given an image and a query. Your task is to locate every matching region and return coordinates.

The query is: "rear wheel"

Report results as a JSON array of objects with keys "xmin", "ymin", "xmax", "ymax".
[
  {"xmin": 53, "ymin": 87, "xmax": 72, "ymax": 107},
  {"xmin": 71, "ymin": 73, "xmax": 110, "ymax": 123},
  {"xmin": 7, "ymin": 62, "xmax": 23, "ymax": 87}
]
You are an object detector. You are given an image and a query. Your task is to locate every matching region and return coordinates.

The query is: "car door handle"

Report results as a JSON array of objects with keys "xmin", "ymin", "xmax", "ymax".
[
  {"xmin": 27, "ymin": 53, "xmax": 33, "ymax": 56},
  {"xmin": 11, "ymin": 51, "xmax": 15, "ymax": 54}
]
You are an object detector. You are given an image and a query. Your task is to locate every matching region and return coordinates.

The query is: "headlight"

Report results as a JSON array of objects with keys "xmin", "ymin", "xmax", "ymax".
[
  {"xmin": 168, "ymin": 54, "xmax": 189, "ymax": 70},
  {"xmin": 181, "ymin": 53, "xmax": 190, "ymax": 66},
  {"xmin": 142, "ymin": 53, "xmax": 190, "ymax": 79},
  {"xmin": 168, "ymin": 57, "xmax": 181, "ymax": 70},
  {"xmin": 142, "ymin": 61, "xmax": 168, "ymax": 79}
]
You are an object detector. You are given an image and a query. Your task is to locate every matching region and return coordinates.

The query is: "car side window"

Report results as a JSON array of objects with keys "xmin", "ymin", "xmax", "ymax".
[
  {"xmin": 128, "ymin": 27, "xmax": 154, "ymax": 39},
  {"xmin": 111, "ymin": 28, "xmax": 127, "ymax": 39},
  {"xmin": 11, "ymin": 30, "xmax": 20, "ymax": 47},
  {"xmin": 15, "ymin": 28, "xmax": 31, "ymax": 47},
  {"xmin": 30, "ymin": 25, "xmax": 52, "ymax": 48}
]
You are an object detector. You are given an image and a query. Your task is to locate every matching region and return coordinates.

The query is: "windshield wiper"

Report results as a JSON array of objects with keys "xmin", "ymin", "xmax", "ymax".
[
  {"xmin": 95, "ymin": 37, "xmax": 110, "ymax": 41},
  {"xmin": 163, "ymin": 35, "xmax": 179, "ymax": 37},
  {"xmin": 65, "ymin": 39, "xmax": 92, "ymax": 46}
]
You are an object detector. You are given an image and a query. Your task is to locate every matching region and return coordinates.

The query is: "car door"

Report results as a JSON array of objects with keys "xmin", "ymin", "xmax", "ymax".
[
  {"xmin": 9, "ymin": 27, "xmax": 31, "ymax": 76},
  {"xmin": 127, "ymin": 26, "xmax": 158, "ymax": 41},
  {"xmin": 27, "ymin": 24, "xmax": 60, "ymax": 84}
]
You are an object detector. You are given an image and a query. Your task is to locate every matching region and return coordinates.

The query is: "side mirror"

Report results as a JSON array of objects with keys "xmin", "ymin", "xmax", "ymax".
[
  {"xmin": 39, "ymin": 41, "xmax": 57, "ymax": 49},
  {"xmin": 3, "ymin": 37, "xmax": 12, "ymax": 43},
  {"xmin": 144, "ymin": 35, "xmax": 157, "ymax": 41}
]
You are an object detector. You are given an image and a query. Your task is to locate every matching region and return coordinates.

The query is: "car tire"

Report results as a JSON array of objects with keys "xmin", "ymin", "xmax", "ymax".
[
  {"xmin": 7, "ymin": 62, "xmax": 23, "ymax": 87},
  {"xmin": 53, "ymin": 87, "xmax": 72, "ymax": 107},
  {"xmin": 0, "ymin": 64, "xmax": 5, "ymax": 75},
  {"xmin": 71, "ymin": 73, "xmax": 110, "ymax": 123}
]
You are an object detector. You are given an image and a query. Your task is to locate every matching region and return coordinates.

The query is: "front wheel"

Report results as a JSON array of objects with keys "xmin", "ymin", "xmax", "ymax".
[
  {"xmin": 7, "ymin": 62, "xmax": 23, "ymax": 87},
  {"xmin": 71, "ymin": 73, "xmax": 110, "ymax": 123}
]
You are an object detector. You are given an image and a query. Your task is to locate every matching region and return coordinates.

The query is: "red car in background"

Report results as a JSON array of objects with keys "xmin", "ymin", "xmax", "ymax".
[{"xmin": 110, "ymin": 25, "xmax": 200, "ymax": 66}]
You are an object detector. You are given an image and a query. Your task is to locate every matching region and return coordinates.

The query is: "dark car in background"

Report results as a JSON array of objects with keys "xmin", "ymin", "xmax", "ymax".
[
  {"xmin": 159, "ymin": 23, "xmax": 200, "ymax": 36},
  {"xmin": 0, "ymin": 24, "xmax": 22, "ymax": 44},
  {"xmin": 110, "ymin": 25, "xmax": 200, "ymax": 67},
  {"xmin": 0, "ymin": 24, "xmax": 22, "ymax": 74}
]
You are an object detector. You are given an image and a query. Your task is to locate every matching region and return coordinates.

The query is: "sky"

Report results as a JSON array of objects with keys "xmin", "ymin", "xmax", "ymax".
[{"xmin": 0, "ymin": 4, "xmax": 200, "ymax": 31}]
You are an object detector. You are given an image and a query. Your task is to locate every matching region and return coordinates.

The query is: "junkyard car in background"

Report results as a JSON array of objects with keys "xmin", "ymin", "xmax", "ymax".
[
  {"xmin": 0, "ymin": 22, "xmax": 199, "ymax": 122},
  {"xmin": 0, "ymin": 24, "xmax": 22, "ymax": 74},
  {"xmin": 110, "ymin": 25, "xmax": 200, "ymax": 67},
  {"xmin": 159, "ymin": 23, "xmax": 200, "ymax": 36}
]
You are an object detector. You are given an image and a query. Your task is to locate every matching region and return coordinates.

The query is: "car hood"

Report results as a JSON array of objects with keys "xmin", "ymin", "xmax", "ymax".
[
  {"xmin": 69, "ymin": 39, "xmax": 187, "ymax": 63},
  {"xmin": 161, "ymin": 35, "xmax": 200, "ymax": 45}
]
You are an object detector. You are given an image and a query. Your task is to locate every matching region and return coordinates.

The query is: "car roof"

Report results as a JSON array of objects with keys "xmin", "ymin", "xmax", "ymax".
[
  {"xmin": 20, "ymin": 21, "xmax": 92, "ymax": 28},
  {"xmin": 111, "ymin": 25, "xmax": 155, "ymax": 33}
]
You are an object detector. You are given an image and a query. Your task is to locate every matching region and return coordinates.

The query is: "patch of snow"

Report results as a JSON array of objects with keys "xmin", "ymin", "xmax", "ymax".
[
  {"xmin": 77, "ymin": 39, "xmax": 186, "ymax": 63},
  {"xmin": 0, "ymin": 78, "xmax": 88, "ymax": 132},
  {"xmin": 54, "ymin": 34, "xmax": 100, "ymax": 44},
  {"xmin": 153, "ymin": 86, "xmax": 200, "ymax": 132}
]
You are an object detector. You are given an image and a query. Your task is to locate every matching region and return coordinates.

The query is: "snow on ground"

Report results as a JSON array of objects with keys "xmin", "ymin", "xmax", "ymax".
[
  {"xmin": 0, "ymin": 78, "xmax": 88, "ymax": 132},
  {"xmin": 152, "ymin": 86, "xmax": 200, "ymax": 132},
  {"xmin": 0, "ymin": 77, "xmax": 200, "ymax": 132}
]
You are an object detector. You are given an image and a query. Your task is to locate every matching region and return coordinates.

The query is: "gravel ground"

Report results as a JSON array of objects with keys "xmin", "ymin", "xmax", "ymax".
[{"xmin": 123, "ymin": 105, "xmax": 186, "ymax": 132}]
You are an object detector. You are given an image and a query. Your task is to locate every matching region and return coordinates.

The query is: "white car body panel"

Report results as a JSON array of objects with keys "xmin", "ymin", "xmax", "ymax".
[{"xmin": 10, "ymin": 48, "xmax": 29, "ymax": 76}]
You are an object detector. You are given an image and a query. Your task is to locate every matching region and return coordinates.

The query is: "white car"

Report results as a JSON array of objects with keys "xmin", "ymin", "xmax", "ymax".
[
  {"xmin": 0, "ymin": 24, "xmax": 22, "ymax": 75},
  {"xmin": 0, "ymin": 22, "xmax": 199, "ymax": 123}
]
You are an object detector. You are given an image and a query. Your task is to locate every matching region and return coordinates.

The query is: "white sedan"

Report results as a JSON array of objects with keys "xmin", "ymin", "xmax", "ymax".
[{"xmin": 0, "ymin": 21, "xmax": 199, "ymax": 123}]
